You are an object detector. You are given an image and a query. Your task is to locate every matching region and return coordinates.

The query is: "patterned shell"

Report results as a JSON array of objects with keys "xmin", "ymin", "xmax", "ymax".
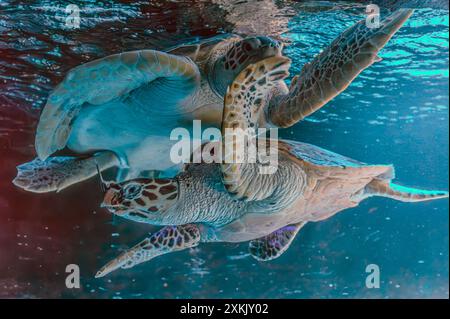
[{"xmin": 166, "ymin": 34, "xmax": 240, "ymax": 62}]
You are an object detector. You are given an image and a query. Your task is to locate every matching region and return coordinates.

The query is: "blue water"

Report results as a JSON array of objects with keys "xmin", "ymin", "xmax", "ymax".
[{"xmin": 0, "ymin": 1, "xmax": 448, "ymax": 298}]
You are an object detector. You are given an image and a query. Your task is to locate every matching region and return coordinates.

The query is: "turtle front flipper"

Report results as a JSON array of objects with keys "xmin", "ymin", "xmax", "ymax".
[
  {"xmin": 249, "ymin": 222, "xmax": 306, "ymax": 261},
  {"xmin": 221, "ymin": 56, "xmax": 291, "ymax": 200},
  {"xmin": 13, "ymin": 151, "xmax": 117, "ymax": 193},
  {"xmin": 36, "ymin": 50, "xmax": 201, "ymax": 160},
  {"xmin": 95, "ymin": 224, "xmax": 200, "ymax": 278},
  {"xmin": 267, "ymin": 9, "xmax": 413, "ymax": 128}
]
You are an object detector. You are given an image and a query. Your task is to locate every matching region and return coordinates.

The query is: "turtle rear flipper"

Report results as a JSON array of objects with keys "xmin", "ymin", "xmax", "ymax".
[
  {"xmin": 13, "ymin": 151, "xmax": 117, "ymax": 193},
  {"xmin": 362, "ymin": 180, "xmax": 449, "ymax": 202},
  {"xmin": 249, "ymin": 222, "xmax": 306, "ymax": 261}
]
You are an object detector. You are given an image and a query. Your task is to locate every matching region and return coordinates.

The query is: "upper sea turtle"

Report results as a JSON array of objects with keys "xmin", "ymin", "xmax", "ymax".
[
  {"xmin": 13, "ymin": 34, "xmax": 282, "ymax": 191},
  {"xmin": 95, "ymin": 54, "xmax": 449, "ymax": 277}
]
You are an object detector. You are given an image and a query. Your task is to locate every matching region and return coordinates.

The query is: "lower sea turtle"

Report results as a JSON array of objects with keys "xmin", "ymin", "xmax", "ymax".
[
  {"xmin": 95, "ymin": 55, "xmax": 448, "ymax": 278},
  {"xmin": 14, "ymin": 10, "xmax": 413, "ymax": 193}
]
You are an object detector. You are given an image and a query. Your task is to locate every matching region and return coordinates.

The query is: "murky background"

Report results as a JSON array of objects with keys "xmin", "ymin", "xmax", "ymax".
[{"xmin": 0, "ymin": 0, "xmax": 448, "ymax": 298}]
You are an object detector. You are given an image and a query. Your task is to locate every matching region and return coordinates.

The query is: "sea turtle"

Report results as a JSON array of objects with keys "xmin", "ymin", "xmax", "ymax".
[
  {"xmin": 14, "ymin": 9, "xmax": 413, "ymax": 193},
  {"xmin": 95, "ymin": 54, "xmax": 448, "ymax": 278},
  {"xmin": 12, "ymin": 34, "xmax": 283, "ymax": 192}
]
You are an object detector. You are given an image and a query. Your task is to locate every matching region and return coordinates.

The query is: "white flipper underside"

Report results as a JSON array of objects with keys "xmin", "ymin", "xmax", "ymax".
[{"xmin": 36, "ymin": 50, "xmax": 200, "ymax": 160}]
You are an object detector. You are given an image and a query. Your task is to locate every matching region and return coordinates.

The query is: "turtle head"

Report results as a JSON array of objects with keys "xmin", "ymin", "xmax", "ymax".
[
  {"xmin": 100, "ymin": 178, "xmax": 179, "ymax": 224},
  {"xmin": 209, "ymin": 36, "xmax": 283, "ymax": 96}
]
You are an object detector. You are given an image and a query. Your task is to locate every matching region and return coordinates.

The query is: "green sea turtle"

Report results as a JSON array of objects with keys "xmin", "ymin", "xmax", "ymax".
[
  {"xmin": 95, "ymin": 55, "xmax": 448, "ymax": 278},
  {"xmin": 14, "ymin": 9, "xmax": 413, "ymax": 193},
  {"xmin": 12, "ymin": 34, "xmax": 282, "ymax": 191}
]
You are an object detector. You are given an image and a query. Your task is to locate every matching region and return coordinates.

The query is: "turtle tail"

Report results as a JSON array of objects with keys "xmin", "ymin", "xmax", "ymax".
[{"xmin": 364, "ymin": 180, "xmax": 449, "ymax": 202}]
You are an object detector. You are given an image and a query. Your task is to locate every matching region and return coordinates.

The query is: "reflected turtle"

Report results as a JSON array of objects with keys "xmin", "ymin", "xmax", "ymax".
[{"xmin": 13, "ymin": 34, "xmax": 282, "ymax": 191}]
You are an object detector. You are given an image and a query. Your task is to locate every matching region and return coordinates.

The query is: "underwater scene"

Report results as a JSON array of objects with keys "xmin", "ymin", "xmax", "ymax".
[{"xmin": 0, "ymin": 0, "xmax": 448, "ymax": 299}]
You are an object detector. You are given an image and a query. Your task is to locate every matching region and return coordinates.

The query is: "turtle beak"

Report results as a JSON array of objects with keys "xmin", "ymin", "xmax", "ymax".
[
  {"xmin": 101, "ymin": 190, "xmax": 120, "ymax": 209},
  {"xmin": 100, "ymin": 184, "xmax": 127, "ymax": 215}
]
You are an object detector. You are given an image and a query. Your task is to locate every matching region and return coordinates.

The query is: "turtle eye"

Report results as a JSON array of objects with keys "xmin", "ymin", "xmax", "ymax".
[
  {"xmin": 243, "ymin": 42, "xmax": 253, "ymax": 52},
  {"xmin": 123, "ymin": 183, "xmax": 142, "ymax": 199}
]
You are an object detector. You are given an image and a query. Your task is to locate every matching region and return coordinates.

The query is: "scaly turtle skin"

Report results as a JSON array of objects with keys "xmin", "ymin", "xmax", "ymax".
[
  {"xmin": 14, "ymin": 9, "xmax": 412, "ymax": 193},
  {"xmin": 95, "ymin": 54, "xmax": 448, "ymax": 278}
]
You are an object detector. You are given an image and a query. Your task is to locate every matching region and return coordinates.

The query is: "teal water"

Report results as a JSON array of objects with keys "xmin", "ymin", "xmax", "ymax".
[{"xmin": 0, "ymin": 1, "xmax": 448, "ymax": 298}]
